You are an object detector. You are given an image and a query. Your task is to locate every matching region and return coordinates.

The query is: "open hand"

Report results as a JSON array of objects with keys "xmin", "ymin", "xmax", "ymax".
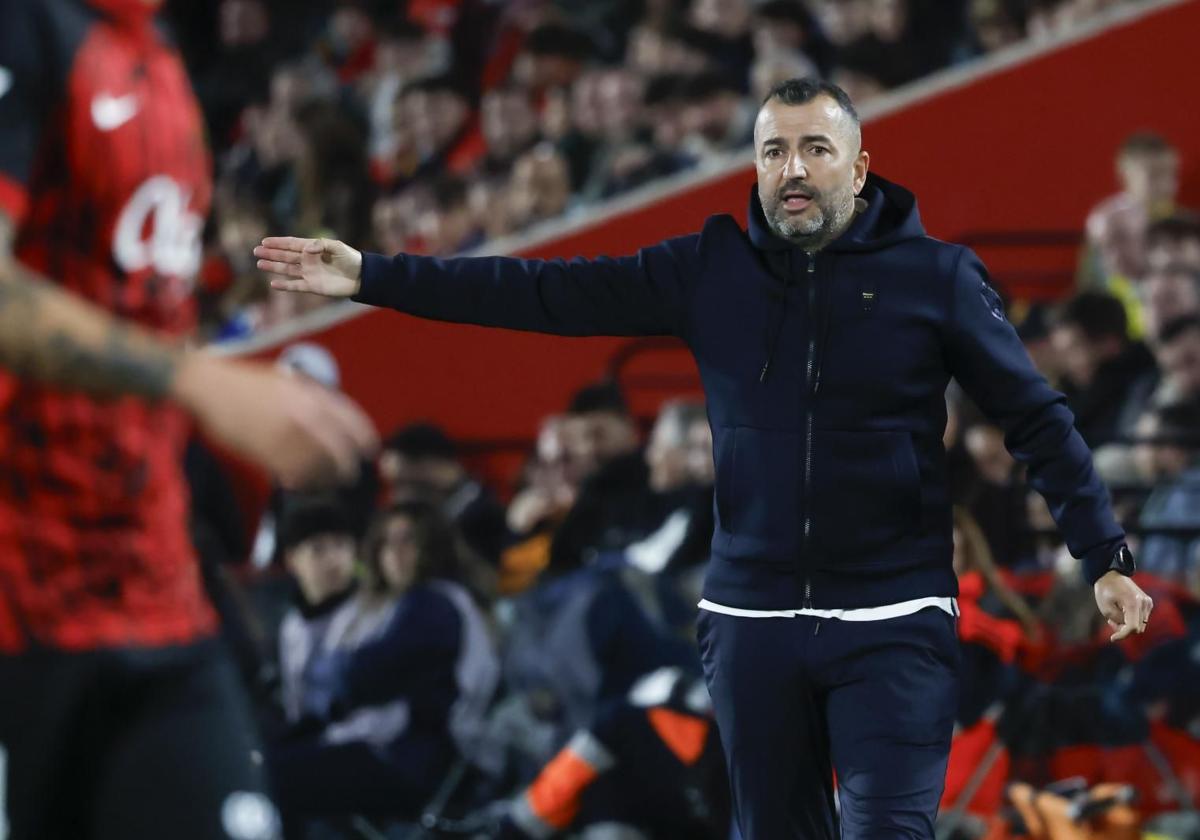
[{"xmin": 254, "ymin": 237, "xmax": 364, "ymax": 298}]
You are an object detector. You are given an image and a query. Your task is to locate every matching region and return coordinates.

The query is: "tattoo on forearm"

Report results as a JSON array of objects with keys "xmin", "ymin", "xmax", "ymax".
[{"xmin": 0, "ymin": 267, "xmax": 178, "ymax": 400}]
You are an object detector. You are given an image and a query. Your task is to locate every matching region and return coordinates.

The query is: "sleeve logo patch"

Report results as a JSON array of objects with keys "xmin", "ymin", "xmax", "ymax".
[{"xmin": 979, "ymin": 283, "xmax": 1006, "ymax": 322}]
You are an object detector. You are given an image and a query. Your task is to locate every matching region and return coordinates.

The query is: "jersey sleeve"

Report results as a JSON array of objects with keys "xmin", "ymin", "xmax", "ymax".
[{"xmin": 0, "ymin": 0, "xmax": 55, "ymax": 224}]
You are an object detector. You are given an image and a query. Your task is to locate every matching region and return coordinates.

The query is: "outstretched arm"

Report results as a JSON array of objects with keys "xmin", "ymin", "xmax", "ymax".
[{"xmin": 255, "ymin": 233, "xmax": 698, "ymax": 338}]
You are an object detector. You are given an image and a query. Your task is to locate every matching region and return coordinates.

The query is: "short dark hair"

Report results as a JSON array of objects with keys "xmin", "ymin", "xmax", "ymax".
[
  {"xmin": 1146, "ymin": 213, "xmax": 1200, "ymax": 250},
  {"xmin": 384, "ymin": 422, "xmax": 457, "ymax": 462},
  {"xmin": 1119, "ymin": 131, "xmax": 1173, "ymax": 159},
  {"xmin": 430, "ymin": 174, "xmax": 470, "ymax": 213},
  {"xmin": 761, "ymin": 77, "xmax": 859, "ymax": 126},
  {"xmin": 1150, "ymin": 400, "xmax": 1200, "ymax": 448},
  {"xmin": 568, "ymin": 380, "xmax": 629, "ymax": 416},
  {"xmin": 757, "ymin": 0, "xmax": 814, "ymax": 28},
  {"xmin": 524, "ymin": 24, "xmax": 593, "ymax": 61},
  {"xmin": 1158, "ymin": 314, "xmax": 1200, "ymax": 345},
  {"xmin": 279, "ymin": 495, "xmax": 356, "ymax": 553},
  {"xmin": 1055, "ymin": 291, "xmax": 1128, "ymax": 343}
]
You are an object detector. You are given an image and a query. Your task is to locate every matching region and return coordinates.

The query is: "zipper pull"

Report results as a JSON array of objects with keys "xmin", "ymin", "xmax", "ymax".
[
  {"xmin": 806, "ymin": 251, "xmax": 816, "ymax": 273},
  {"xmin": 813, "ymin": 620, "xmax": 821, "ymax": 636},
  {"xmin": 759, "ymin": 362, "xmax": 770, "ymax": 383}
]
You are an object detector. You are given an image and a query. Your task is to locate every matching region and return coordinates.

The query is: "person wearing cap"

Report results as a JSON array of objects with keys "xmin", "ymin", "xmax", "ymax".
[{"xmin": 257, "ymin": 78, "xmax": 1154, "ymax": 839}]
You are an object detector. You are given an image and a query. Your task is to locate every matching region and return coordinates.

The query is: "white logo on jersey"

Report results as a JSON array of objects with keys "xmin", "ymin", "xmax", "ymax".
[
  {"xmin": 0, "ymin": 67, "xmax": 12, "ymax": 101},
  {"xmin": 91, "ymin": 92, "xmax": 140, "ymax": 131},
  {"xmin": 113, "ymin": 175, "xmax": 203, "ymax": 279},
  {"xmin": 220, "ymin": 791, "xmax": 280, "ymax": 840}
]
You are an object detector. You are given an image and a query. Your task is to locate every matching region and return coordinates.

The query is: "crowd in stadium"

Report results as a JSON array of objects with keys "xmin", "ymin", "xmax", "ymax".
[
  {"xmin": 162, "ymin": 0, "xmax": 1144, "ymax": 343},
  {"xmin": 159, "ymin": 0, "xmax": 1200, "ymax": 838}
]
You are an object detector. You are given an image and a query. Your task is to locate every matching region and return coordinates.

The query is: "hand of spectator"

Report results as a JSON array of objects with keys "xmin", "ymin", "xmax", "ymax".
[
  {"xmin": 254, "ymin": 237, "xmax": 364, "ymax": 298},
  {"xmin": 173, "ymin": 352, "xmax": 379, "ymax": 488},
  {"xmin": 1093, "ymin": 570, "xmax": 1153, "ymax": 642}
]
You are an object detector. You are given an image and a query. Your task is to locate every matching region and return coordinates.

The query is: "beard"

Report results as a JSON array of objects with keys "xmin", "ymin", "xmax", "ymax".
[{"xmin": 764, "ymin": 181, "xmax": 857, "ymax": 251}]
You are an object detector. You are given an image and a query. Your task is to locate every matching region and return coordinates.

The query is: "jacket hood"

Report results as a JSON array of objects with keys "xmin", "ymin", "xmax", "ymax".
[{"xmin": 748, "ymin": 171, "xmax": 926, "ymax": 253}]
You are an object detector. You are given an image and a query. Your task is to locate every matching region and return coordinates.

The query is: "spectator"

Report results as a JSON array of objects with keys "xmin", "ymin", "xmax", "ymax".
[
  {"xmin": 1155, "ymin": 314, "xmax": 1200, "ymax": 407},
  {"xmin": 193, "ymin": 0, "xmax": 277, "ymax": 149},
  {"xmin": 1145, "ymin": 212, "xmax": 1200, "ymax": 274},
  {"xmin": 364, "ymin": 18, "xmax": 431, "ymax": 173},
  {"xmin": 479, "ymin": 84, "xmax": 542, "ymax": 179},
  {"xmin": 513, "ymin": 23, "xmax": 594, "ymax": 93},
  {"xmin": 380, "ymin": 422, "xmax": 510, "ymax": 564},
  {"xmin": 1141, "ymin": 265, "xmax": 1200, "ymax": 344},
  {"xmin": 688, "ymin": 0, "xmax": 756, "ymax": 90},
  {"xmin": 507, "ymin": 144, "xmax": 574, "ymax": 232},
  {"xmin": 400, "ymin": 75, "xmax": 475, "ymax": 178},
  {"xmin": 251, "ymin": 343, "xmax": 381, "ymax": 568},
  {"xmin": 969, "ymin": 0, "xmax": 1027, "ymax": 54},
  {"xmin": 750, "ymin": 50, "xmax": 821, "ymax": 110},
  {"xmin": 751, "ymin": 0, "xmax": 835, "ymax": 77},
  {"xmin": 416, "ymin": 174, "xmax": 485, "ymax": 255},
  {"xmin": 268, "ymin": 501, "xmax": 500, "ymax": 829},
  {"xmin": 678, "ymin": 71, "xmax": 756, "ymax": 158},
  {"xmin": 1135, "ymin": 401, "xmax": 1200, "ymax": 591},
  {"xmin": 1084, "ymin": 133, "xmax": 1181, "ymax": 285},
  {"xmin": 275, "ymin": 496, "xmax": 361, "ymax": 728},
  {"xmin": 1049, "ymin": 291, "xmax": 1156, "ymax": 447}
]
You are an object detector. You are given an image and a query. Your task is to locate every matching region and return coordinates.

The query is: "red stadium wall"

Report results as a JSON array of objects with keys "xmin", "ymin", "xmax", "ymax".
[{"xmin": 233, "ymin": 0, "xmax": 1200, "ymax": 509}]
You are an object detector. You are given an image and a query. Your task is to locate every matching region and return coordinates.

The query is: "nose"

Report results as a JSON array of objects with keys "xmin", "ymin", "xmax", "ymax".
[{"xmin": 783, "ymin": 153, "xmax": 806, "ymax": 180}]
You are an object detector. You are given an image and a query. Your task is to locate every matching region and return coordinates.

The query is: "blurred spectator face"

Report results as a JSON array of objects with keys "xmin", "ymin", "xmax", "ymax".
[
  {"xmin": 482, "ymin": 88, "xmax": 539, "ymax": 160},
  {"xmin": 683, "ymin": 86, "xmax": 744, "ymax": 148},
  {"xmin": 469, "ymin": 181, "xmax": 518, "ymax": 241},
  {"xmin": 686, "ymin": 417, "xmax": 715, "ymax": 485},
  {"xmin": 380, "ymin": 452, "xmax": 461, "ymax": 503},
  {"xmin": 628, "ymin": 26, "xmax": 712, "ymax": 75},
  {"xmin": 378, "ymin": 513, "xmax": 419, "ymax": 592},
  {"xmin": 570, "ymin": 71, "xmax": 606, "ymax": 139},
  {"xmin": 597, "ymin": 70, "xmax": 645, "ymax": 144},
  {"xmin": 965, "ymin": 424, "xmax": 1014, "ymax": 485},
  {"xmin": 1142, "ymin": 268, "xmax": 1200, "ymax": 342},
  {"xmin": 1133, "ymin": 413, "xmax": 1191, "ymax": 482},
  {"xmin": 1158, "ymin": 323, "xmax": 1200, "ymax": 399},
  {"xmin": 219, "ymin": 0, "xmax": 269, "ymax": 48},
  {"xmin": 403, "ymin": 87, "xmax": 469, "ymax": 159},
  {"xmin": 507, "ymin": 146, "xmax": 571, "ymax": 229},
  {"xmin": 831, "ymin": 66, "xmax": 886, "ymax": 106},
  {"xmin": 646, "ymin": 404, "xmax": 712, "ymax": 492},
  {"xmin": 217, "ymin": 203, "xmax": 268, "ymax": 274},
  {"xmin": 869, "ymin": 0, "xmax": 907, "ymax": 41},
  {"xmin": 1147, "ymin": 232, "xmax": 1200, "ymax": 274},
  {"xmin": 815, "ymin": 0, "xmax": 872, "ymax": 46},
  {"xmin": 417, "ymin": 192, "xmax": 479, "ymax": 256},
  {"xmin": 691, "ymin": 0, "xmax": 752, "ymax": 38},
  {"xmin": 751, "ymin": 53, "xmax": 820, "ymax": 106},
  {"xmin": 1050, "ymin": 323, "xmax": 1105, "ymax": 388},
  {"xmin": 372, "ymin": 195, "xmax": 410, "ymax": 255},
  {"xmin": 971, "ymin": 0, "xmax": 1023, "ymax": 52},
  {"xmin": 755, "ymin": 95, "xmax": 866, "ymax": 246},
  {"xmin": 286, "ymin": 532, "xmax": 357, "ymax": 605},
  {"xmin": 330, "ymin": 4, "xmax": 374, "ymax": 55},
  {"xmin": 1119, "ymin": 147, "xmax": 1179, "ymax": 215},
  {"xmin": 374, "ymin": 30, "xmax": 427, "ymax": 77},
  {"xmin": 1088, "ymin": 201, "xmax": 1144, "ymax": 280},
  {"xmin": 563, "ymin": 410, "xmax": 638, "ymax": 476},
  {"xmin": 269, "ymin": 66, "xmax": 314, "ymax": 116}
]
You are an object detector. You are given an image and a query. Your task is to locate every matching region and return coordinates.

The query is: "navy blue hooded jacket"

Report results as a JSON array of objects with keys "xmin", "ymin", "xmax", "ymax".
[{"xmin": 353, "ymin": 173, "xmax": 1125, "ymax": 610}]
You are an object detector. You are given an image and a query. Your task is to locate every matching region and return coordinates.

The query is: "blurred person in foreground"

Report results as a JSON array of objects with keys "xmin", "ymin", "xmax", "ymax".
[
  {"xmin": 257, "ymin": 78, "xmax": 1152, "ymax": 839},
  {"xmin": 0, "ymin": 2, "xmax": 377, "ymax": 839}
]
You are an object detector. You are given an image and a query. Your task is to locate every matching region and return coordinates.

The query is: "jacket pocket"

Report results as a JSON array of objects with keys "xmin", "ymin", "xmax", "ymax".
[
  {"xmin": 809, "ymin": 429, "xmax": 921, "ymax": 561},
  {"xmin": 714, "ymin": 426, "xmax": 802, "ymax": 564}
]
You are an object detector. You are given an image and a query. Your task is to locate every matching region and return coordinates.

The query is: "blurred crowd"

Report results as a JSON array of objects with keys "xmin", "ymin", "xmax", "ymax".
[{"xmin": 161, "ymin": 0, "xmax": 1147, "ymax": 343}]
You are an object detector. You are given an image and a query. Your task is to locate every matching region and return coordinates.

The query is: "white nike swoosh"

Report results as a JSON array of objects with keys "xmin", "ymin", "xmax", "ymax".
[
  {"xmin": 92, "ymin": 93, "xmax": 140, "ymax": 131},
  {"xmin": 0, "ymin": 66, "xmax": 13, "ymax": 100}
]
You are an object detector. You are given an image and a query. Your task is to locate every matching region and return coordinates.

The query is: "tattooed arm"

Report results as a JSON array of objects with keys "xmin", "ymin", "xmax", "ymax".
[{"xmin": 0, "ymin": 214, "xmax": 379, "ymax": 487}]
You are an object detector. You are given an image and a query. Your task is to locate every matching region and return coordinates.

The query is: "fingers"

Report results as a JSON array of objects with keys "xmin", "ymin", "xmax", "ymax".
[
  {"xmin": 1139, "ymin": 593, "xmax": 1153, "ymax": 632},
  {"xmin": 1110, "ymin": 620, "xmax": 1137, "ymax": 642},
  {"xmin": 256, "ymin": 259, "xmax": 304, "ymax": 278},
  {"xmin": 259, "ymin": 236, "xmax": 315, "ymax": 253},
  {"xmin": 253, "ymin": 246, "xmax": 304, "ymax": 264},
  {"xmin": 1106, "ymin": 591, "xmax": 1154, "ymax": 642}
]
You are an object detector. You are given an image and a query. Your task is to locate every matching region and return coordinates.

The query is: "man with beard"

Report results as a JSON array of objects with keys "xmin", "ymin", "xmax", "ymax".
[
  {"xmin": 0, "ymin": 1, "xmax": 378, "ymax": 838},
  {"xmin": 256, "ymin": 78, "xmax": 1153, "ymax": 839}
]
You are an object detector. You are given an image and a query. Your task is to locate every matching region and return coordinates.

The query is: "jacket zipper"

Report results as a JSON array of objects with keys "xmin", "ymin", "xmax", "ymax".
[{"xmin": 802, "ymin": 251, "xmax": 816, "ymax": 609}]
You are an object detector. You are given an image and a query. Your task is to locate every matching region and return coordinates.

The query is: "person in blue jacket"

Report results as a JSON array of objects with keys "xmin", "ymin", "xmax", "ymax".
[{"xmin": 255, "ymin": 78, "xmax": 1155, "ymax": 839}]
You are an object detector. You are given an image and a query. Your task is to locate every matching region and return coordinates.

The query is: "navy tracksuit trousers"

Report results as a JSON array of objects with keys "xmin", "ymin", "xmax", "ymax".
[{"xmin": 697, "ymin": 606, "xmax": 960, "ymax": 840}]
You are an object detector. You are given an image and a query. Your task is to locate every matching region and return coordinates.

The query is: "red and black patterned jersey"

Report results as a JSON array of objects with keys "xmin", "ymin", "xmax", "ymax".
[{"xmin": 0, "ymin": 0, "xmax": 216, "ymax": 652}]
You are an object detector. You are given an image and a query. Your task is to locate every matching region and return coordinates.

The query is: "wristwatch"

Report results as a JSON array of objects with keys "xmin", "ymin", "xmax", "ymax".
[{"xmin": 1107, "ymin": 544, "xmax": 1136, "ymax": 577}]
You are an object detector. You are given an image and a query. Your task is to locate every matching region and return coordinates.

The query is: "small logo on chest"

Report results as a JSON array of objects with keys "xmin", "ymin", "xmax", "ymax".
[{"xmin": 91, "ymin": 93, "xmax": 140, "ymax": 131}]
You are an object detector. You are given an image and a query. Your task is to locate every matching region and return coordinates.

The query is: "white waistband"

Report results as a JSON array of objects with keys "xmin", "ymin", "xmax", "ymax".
[{"xmin": 697, "ymin": 596, "xmax": 958, "ymax": 621}]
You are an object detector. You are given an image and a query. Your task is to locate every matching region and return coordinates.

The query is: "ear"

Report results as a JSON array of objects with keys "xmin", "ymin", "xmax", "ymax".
[{"xmin": 853, "ymin": 149, "xmax": 870, "ymax": 194}]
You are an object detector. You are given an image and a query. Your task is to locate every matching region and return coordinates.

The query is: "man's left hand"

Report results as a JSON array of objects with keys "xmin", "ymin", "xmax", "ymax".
[{"xmin": 1093, "ymin": 570, "xmax": 1153, "ymax": 642}]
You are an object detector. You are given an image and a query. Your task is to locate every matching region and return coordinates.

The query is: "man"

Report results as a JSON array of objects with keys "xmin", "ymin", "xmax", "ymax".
[
  {"xmin": 257, "ymin": 78, "xmax": 1153, "ymax": 839},
  {"xmin": 0, "ymin": 2, "xmax": 377, "ymax": 839},
  {"xmin": 1140, "ymin": 264, "xmax": 1200, "ymax": 343},
  {"xmin": 1145, "ymin": 213, "xmax": 1200, "ymax": 274},
  {"xmin": 1048, "ymin": 291, "xmax": 1155, "ymax": 447}
]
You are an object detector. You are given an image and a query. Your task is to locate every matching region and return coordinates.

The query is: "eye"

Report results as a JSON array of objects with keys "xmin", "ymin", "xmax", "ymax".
[
  {"xmin": 764, "ymin": 148, "xmax": 784, "ymax": 159},
  {"xmin": 810, "ymin": 146, "xmax": 829, "ymax": 156}
]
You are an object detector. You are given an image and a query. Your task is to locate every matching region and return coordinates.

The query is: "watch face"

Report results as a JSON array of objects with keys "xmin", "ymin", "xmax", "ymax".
[{"xmin": 1113, "ymin": 546, "xmax": 1136, "ymax": 575}]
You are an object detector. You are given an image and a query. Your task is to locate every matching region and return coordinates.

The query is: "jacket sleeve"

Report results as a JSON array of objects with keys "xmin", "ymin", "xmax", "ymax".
[
  {"xmin": 350, "ymin": 233, "xmax": 701, "ymax": 338},
  {"xmin": 943, "ymin": 247, "xmax": 1124, "ymax": 584}
]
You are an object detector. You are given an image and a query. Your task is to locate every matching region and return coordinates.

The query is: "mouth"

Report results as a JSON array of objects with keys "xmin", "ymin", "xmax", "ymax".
[{"xmin": 780, "ymin": 190, "xmax": 814, "ymax": 212}]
